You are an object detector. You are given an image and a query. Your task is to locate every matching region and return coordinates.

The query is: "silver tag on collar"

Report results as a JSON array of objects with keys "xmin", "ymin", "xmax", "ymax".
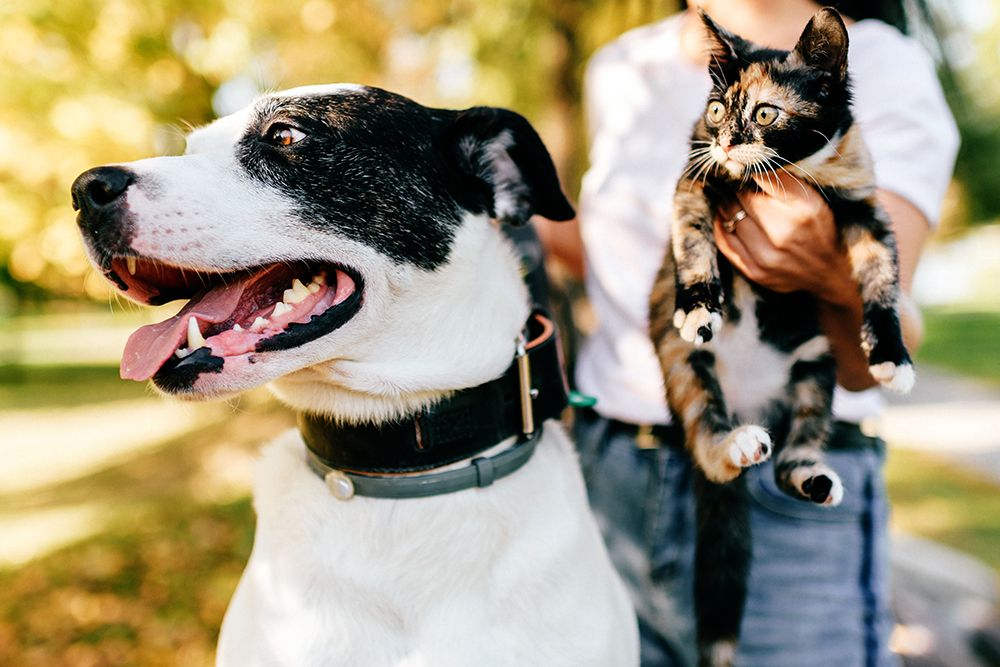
[{"xmin": 325, "ymin": 470, "xmax": 355, "ymax": 500}]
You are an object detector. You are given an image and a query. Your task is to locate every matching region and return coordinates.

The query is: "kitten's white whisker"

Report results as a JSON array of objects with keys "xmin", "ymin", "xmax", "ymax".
[
  {"xmin": 766, "ymin": 153, "xmax": 830, "ymax": 202},
  {"xmin": 811, "ymin": 129, "xmax": 843, "ymax": 158},
  {"xmin": 682, "ymin": 153, "xmax": 714, "ymax": 180}
]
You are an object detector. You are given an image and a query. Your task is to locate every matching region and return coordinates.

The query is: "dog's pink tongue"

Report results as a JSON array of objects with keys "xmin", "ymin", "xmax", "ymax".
[{"xmin": 121, "ymin": 281, "xmax": 250, "ymax": 382}]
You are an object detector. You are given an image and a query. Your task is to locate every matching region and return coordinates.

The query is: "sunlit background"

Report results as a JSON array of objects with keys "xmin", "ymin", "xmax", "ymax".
[{"xmin": 1, "ymin": 0, "xmax": 999, "ymax": 665}]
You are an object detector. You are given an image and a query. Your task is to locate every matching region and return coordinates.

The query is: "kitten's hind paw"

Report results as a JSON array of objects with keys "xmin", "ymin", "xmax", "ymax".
[
  {"xmin": 673, "ymin": 307, "xmax": 722, "ymax": 345},
  {"xmin": 698, "ymin": 425, "xmax": 771, "ymax": 483},
  {"xmin": 785, "ymin": 463, "xmax": 844, "ymax": 506},
  {"xmin": 869, "ymin": 361, "xmax": 915, "ymax": 394},
  {"xmin": 728, "ymin": 425, "xmax": 772, "ymax": 469}
]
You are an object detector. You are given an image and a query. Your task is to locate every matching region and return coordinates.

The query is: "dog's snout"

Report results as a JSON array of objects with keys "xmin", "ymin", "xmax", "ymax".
[{"xmin": 71, "ymin": 166, "xmax": 135, "ymax": 222}]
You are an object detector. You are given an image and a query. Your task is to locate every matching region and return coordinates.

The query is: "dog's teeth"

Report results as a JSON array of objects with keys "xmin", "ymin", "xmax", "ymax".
[
  {"xmin": 187, "ymin": 316, "xmax": 206, "ymax": 350},
  {"xmin": 232, "ymin": 324, "xmax": 243, "ymax": 332},
  {"xmin": 312, "ymin": 274, "xmax": 326, "ymax": 285},
  {"xmin": 272, "ymin": 302, "xmax": 292, "ymax": 317},
  {"xmin": 307, "ymin": 281, "xmax": 321, "ymax": 294},
  {"xmin": 174, "ymin": 347, "xmax": 192, "ymax": 359},
  {"xmin": 282, "ymin": 279, "xmax": 310, "ymax": 305},
  {"xmin": 126, "ymin": 256, "xmax": 137, "ymax": 275},
  {"xmin": 250, "ymin": 317, "xmax": 269, "ymax": 332}
]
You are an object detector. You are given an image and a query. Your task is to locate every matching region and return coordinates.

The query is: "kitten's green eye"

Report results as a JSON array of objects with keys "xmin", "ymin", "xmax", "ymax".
[
  {"xmin": 754, "ymin": 105, "xmax": 780, "ymax": 127},
  {"xmin": 706, "ymin": 100, "xmax": 726, "ymax": 124}
]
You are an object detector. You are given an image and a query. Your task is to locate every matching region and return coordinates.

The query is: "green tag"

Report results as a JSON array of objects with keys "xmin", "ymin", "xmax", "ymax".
[{"xmin": 568, "ymin": 390, "xmax": 598, "ymax": 408}]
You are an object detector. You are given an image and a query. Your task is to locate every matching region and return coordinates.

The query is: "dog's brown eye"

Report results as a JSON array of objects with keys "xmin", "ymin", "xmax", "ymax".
[
  {"xmin": 706, "ymin": 100, "xmax": 725, "ymax": 124},
  {"xmin": 754, "ymin": 105, "xmax": 780, "ymax": 127},
  {"xmin": 266, "ymin": 123, "xmax": 306, "ymax": 146}
]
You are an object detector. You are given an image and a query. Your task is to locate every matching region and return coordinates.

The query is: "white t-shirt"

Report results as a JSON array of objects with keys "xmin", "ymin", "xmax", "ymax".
[{"xmin": 575, "ymin": 14, "xmax": 960, "ymax": 425}]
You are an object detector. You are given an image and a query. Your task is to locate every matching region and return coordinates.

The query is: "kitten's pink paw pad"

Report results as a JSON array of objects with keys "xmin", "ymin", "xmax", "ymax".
[
  {"xmin": 673, "ymin": 307, "xmax": 722, "ymax": 346},
  {"xmin": 869, "ymin": 362, "xmax": 915, "ymax": 394},
  {"xmin": 726, "ymin": 425, "xmax": 772, "ymax": 469}
]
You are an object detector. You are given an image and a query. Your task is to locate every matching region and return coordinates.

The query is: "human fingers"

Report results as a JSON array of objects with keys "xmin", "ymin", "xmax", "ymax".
[
  {"xmin": 714, "ymin": 219, "xmax": 766, "ymax": 283},
  {"xmin": 726, "ymin": 202, "xmax": 784, "ymax": 273}
]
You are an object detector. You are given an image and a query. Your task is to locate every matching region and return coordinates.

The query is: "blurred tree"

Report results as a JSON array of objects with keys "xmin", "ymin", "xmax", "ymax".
[
  {"xmin": 1, "ymin": 0, "xmax": 994, "ymax": 308},
  {"xmin": 0, "ymin": 0, "xmax": 677, "ymax": 308}
]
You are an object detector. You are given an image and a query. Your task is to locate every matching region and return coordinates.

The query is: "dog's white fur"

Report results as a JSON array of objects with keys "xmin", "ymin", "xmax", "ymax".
[{"xmin": 111, "ymin": 88, "xmax": 638, "ymax": 665}]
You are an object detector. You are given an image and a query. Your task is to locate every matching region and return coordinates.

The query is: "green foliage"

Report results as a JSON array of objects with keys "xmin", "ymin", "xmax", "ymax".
[
  {"xmin": 919, "ymin": 307, "xmax": 1000, "ymax": 384},
  {"xmin": 4, "ymin": 0, "xmax": 998, "ymax": 305},
  {"xmin": 0, "ymin": 0, "xmax": 677, "ymax": 306},
  {"xmin": 887, "ymin": 450, "xmax": 1000, "ymax": 573}
]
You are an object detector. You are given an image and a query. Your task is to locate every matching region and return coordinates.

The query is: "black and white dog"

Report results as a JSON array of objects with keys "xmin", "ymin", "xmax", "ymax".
[{"xmin": 73, "ymin": 84, "xmax": 638, "ymax": 666}]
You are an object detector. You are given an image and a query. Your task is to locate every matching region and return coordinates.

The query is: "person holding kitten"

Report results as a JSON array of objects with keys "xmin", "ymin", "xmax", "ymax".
[{"xmin": 536, "ymin": 0, "xmax": 958, "ymax": 665}]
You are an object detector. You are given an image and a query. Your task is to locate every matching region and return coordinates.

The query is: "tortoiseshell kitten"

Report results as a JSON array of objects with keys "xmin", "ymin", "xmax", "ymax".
[{"xmin": 648, "ymin": 8, "xmax": 914, "ymax": 666}]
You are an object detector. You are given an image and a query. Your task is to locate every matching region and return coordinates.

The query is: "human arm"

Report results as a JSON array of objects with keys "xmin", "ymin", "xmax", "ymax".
[
  {"xmin": 715, "ymin": 175, "xmax": 928, "ymax": 390},
  {"xmin": 534, "ymin": 215, "xmax": 585, "ymax": 279}
]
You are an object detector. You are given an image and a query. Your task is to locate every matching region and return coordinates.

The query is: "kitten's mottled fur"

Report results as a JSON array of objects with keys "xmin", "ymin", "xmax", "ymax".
[{"xmin": 648, "ymin": 9, "xmax": 913, "ymax": 666}]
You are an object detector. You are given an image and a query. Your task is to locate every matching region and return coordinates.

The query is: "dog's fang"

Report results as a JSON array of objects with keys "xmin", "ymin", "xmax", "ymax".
[
  {"xmin": 250, "ymin": 317, "xmax": 269, "ymax": 332},
  {"xmin": 126, "ymin": 256, "xmax": 137, "ymax": 275},
  {"xmin": 282, "ymin": 279, "xmax": 310, "ymax": 305},
  {"xmin": 187, "ymin": 316, "xmax": 206, "ymax": 350},
  {"xmin": 293, "ymin": 279, "xmax": 311, "ymax": 299}
]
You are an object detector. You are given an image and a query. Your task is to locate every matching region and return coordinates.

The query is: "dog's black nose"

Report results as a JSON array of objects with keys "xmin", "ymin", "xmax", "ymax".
[{"xmin": 71, "ymin": 166, "xmax": 135, "ymax": 222}]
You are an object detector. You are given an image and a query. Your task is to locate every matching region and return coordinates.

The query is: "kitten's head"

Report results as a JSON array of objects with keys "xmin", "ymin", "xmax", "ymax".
[{"xmin": 693, "ymin": 8, "xmax": 852, "ymax": 180}]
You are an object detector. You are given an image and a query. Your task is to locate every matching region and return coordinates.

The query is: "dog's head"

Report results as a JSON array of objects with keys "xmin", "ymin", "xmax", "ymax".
[{"xmin": 73, "ymin": 85, "xmax": 573, "ymax": 417}]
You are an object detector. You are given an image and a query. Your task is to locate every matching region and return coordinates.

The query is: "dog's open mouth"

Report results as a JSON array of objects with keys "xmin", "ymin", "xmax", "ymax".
[{"xmin": 110, "ymin": 257, "xmax": 363, "ymax": 383}]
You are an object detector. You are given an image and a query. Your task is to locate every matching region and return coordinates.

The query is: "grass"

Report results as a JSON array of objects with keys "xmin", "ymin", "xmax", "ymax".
[
  {"xmin": 919, "ymin": 306, "xmax": 1000, "ymax": 385},
  {"xmin": 886, "ymin": 449, "xmax": 1000, "ymax": 573},
  {"xmin": 0, "ymin": 364, "xmax": 149, "ymax": 410},
  {"xmin": 0, "ymin": 390, "xmax": 295, "ymax": 666},
  {"xmin": 0, "ymin": 307, "xmax": 995, "ymax": 664},
  {"xmin": 0, "ymin": 499, "xmax": 254, "ymax": 667}
]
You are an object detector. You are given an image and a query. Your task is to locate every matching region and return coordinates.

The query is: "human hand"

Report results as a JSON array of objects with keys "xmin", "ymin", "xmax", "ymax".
[{"xmin": 714, "ymin": 172, "xmax": 857, "ymax": 307}]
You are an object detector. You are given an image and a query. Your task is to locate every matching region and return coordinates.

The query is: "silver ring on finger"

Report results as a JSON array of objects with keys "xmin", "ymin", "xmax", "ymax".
[{"xmin": 723, "ymin": 209, "xmax": 748, "ymax": 233}]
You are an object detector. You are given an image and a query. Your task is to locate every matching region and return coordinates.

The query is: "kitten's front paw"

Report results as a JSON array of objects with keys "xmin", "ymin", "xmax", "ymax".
[
  {"xmin": 869, "ymin": 361, "xmax": 915, "ymax": 394},
  {"xmin": 702, "ymin": 425, "xmax": 771, "ymax": 482},
  {"xmin": 673, "ymin": 306, "xmax": 722, "ymax": 345},
  {"xmin": 785, "ymin": 463, "xmax": 844, "ymax": 506}
]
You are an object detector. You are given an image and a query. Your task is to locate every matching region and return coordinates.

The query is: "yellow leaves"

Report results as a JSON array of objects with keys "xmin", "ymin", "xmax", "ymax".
[
  {"xmin": 301, "ymin": 0, "xmax": 337, "ymax": 33},
  {"xmin": 48, "ymin": 96, "xmax": 153, "ymax": 149},
  {"xmin": 180, "ymin": 19, "xmax": 252, "ymax": 82},
  {"xmin": 9, "ymin": 241, "xmax": 45, "ymax": 284},
  {"xmin": 0, "ymin": 16, "xmax": 41, "ymax": 68},
  {"xmin": 146, "ymin": 59, "xmax": 186, "ymax": 96}
]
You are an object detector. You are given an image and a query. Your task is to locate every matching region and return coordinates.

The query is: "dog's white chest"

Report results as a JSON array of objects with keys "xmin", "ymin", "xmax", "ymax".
[
  {"xmin": 216, "ymin": 428, "xmax": 638, "ymax": 667},
  {"xmin": 713, "ymin": 280, "xmax": 790, "ymax": 419}
]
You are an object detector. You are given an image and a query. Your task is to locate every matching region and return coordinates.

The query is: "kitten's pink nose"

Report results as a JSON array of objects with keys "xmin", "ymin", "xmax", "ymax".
[{"xmin": 719, "ymin": 139, "xmax": 732, "ymax": 153}]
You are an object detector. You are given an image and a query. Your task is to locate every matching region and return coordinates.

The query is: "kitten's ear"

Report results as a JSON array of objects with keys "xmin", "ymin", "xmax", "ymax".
[
  {"xmin": 699, "ymin": 10, "xmax": 741, "ymax": 72},
  {"xmin": 436, "ymin": 106, "xmax": 575, "ymax": 226},
  {"xmin": 791, "ymin": 7, "xmax": 849, "ymax": 80}
]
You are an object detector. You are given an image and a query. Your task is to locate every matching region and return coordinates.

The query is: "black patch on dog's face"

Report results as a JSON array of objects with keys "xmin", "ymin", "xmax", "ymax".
[
  {"xmin": 236, "ymin": 88, "xmax": 470, "ymax": 270},
  {"xmin": 234, "ymin": 86, "xmax": 575, "ymax": 271}
]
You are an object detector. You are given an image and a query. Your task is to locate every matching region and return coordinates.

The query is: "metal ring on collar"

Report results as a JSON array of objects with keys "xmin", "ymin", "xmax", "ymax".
[
  {"xmin": 306, "ymin": 428, "xmax": 542, "ymax": 500},
  {"xmin": 723, "ymin": 208, "xmax": 748, "ymax": 233}
]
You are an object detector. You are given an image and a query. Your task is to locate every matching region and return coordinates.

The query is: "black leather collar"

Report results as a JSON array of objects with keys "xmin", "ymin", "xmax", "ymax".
[{"xmin": 297, "ymin": 311, "xmax": 568, "ymax": 479}]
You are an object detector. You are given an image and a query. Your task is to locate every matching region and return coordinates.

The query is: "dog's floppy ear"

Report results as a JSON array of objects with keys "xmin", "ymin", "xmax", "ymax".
[{"xmin": 438, "ymin": 106, "xmax": 575, "ymax": 226}]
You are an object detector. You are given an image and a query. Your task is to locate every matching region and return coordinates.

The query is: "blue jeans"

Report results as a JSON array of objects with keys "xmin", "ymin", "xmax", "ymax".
[{"xmin": 574, "ymin": 411, "xmax": 900, "ymax": 667}]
